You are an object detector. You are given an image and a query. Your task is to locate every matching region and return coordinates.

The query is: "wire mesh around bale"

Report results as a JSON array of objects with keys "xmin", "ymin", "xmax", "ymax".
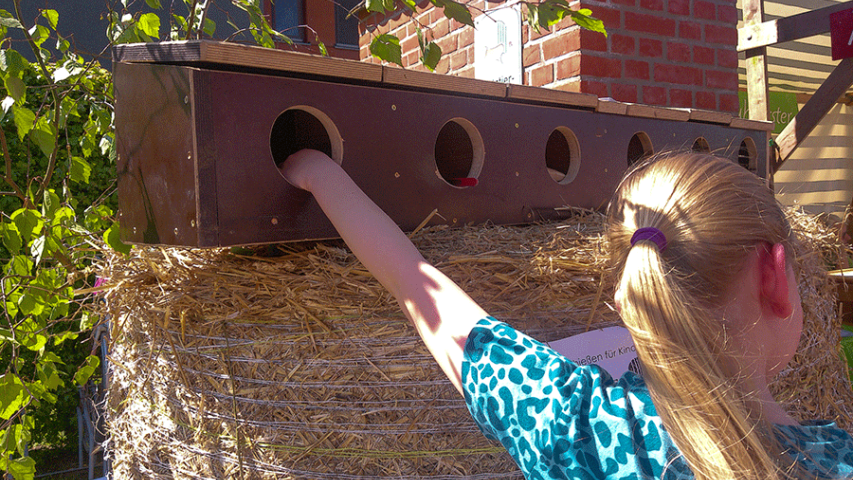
[{"xmin": 90, "ymin": 207, "xmax": 853, "ymax": 479}]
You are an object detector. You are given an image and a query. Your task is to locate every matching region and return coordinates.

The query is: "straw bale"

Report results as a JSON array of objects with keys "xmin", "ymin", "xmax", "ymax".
[{"xmin": 94, "ymin": 207, "xmax": 853, "ymax": 479}]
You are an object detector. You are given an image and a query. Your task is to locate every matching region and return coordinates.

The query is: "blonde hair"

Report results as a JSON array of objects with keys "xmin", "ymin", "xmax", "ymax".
[{"xmin": 606, "ymin": 152, "xmax": 798, "ymax": 480}]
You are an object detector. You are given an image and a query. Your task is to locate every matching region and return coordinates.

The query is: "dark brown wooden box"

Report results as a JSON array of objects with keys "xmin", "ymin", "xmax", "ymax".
[{"xmin": 113, "ymin": 41, "xmax": 770, "ymax": 248}]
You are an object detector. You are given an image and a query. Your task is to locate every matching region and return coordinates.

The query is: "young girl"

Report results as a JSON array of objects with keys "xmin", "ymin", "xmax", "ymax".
[{"xmin": 279, "ymin": 149, "xmax": 853, "ymax": 479}]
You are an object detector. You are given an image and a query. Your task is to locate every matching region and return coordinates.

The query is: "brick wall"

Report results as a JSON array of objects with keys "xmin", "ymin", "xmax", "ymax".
[{"xmin": 360, "ymin": 0, "xmax": 739, "ymax": 114}]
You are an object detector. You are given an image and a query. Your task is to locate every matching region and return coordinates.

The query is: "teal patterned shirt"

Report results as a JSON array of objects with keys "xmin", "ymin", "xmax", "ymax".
[{"xmin": 462, "ymin": 317, "xmax": 853, "ymax": 479}]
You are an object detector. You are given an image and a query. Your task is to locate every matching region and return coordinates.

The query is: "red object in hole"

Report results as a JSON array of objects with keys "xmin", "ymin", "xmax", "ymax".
[{"xmin": 451, "ymin": 177, "xmax": 478, "ymax": 187}]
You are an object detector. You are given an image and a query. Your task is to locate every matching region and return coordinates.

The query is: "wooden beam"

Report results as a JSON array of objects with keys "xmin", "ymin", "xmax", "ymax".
[
  {"xmin": 773, "ymin": 57, "xmax": 853, "ymax": 173},
  {"xmin": 738, "ymin": 1, "xmax": 853, "ymax": 51},
  {"xmin": 742, "ymin": 0, "xmax": 771, "ymax": 182}
]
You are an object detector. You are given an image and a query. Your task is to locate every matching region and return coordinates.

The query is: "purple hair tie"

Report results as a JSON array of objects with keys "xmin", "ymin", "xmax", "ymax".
[{"xmin": 631, "ymin": 227, "xmax": 668, "ymax": 252}]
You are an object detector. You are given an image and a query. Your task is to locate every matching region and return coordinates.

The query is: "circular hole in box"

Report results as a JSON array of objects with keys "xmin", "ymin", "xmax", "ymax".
[
  {"xmin": 627, "ymin": 132, "xmax": 653, "ymax": 166},
  {"xmin": 692, "ymin": 137, "xmax": 710, "ymax": 153},
  {"xmin": 270, "ymin": 106, "xmax": 343, "ymax": 169},
  {"xmin": 546, "ymin": 127, "xmax": 581, "ymax": 184},
  {"xmin": 738, "ymin": 137, "xmax": 757, "ymax": 173},
  {"xmin": 434, "ymin": 118, "xmax": 484, "ymax": 188}
]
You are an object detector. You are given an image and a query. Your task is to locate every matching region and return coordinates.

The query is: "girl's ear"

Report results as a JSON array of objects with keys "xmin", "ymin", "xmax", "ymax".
[{"xmin": 759, "ymin": 243, "xmax": 793, "ymax": 318}]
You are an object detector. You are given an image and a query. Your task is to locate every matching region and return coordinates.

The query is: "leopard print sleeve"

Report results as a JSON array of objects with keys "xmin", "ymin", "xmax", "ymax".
[{"xmin": 462, "ymin": 317, "xmax": 691, "ymax": 480}]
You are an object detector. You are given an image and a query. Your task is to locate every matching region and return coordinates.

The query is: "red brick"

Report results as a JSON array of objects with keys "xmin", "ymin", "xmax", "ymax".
[
  {"xmin": 612, "ymin": 83, "xmax": 638, "ymax": 103},
  {"xmin": 524, "ymin": 45, "xmax": 542, "ymax": 68},
  {"xmin": 435, "ymin": 55, "xmax": 450, "ymax": 74},
  {"xmin": 580, "ymin": 28, "xmax": 608, "ymax": 52},
  {"xmin": 530, "ymin": 63, "xmax": 554, "ymax": 86},
  {"xmin": 719, "ymin": 93, "xmax": 739, "ymax": 114},
  {"xmin": 696, "ymin": 90, "xmax": 716, "ymax": 109},
  {"xmin": 668, "ymin": 0, "xmax": 690, "ymax": 15},
  {"xmin": 705, "ymin": 24, "xmax": 736, "ymax": 45},
  {"xmin": 718, "ymin": 4, "xmax": 738, "ymax": 23},
  {"xmin": 693, "ymin": 45, "xmax": 715, "ymax": 65},
  {"xmin": 580, "ymin": 54, "xmax": 622, "ymax": 78},
  {"xmin": 404, "ymin": 51, "xmax": 419, "ymax": 67},
  {"xmin": 667, "ymin": 41, "xmax": 691, "ymax": 62},
  {"xmin": 640, "ymin": 0, "xmax": 664, "ymax": 11},
  {"xmin": 580, "ymin": 79, "xmax": 609, "ymax": 98},
  {"xmin": 554, "ymin": 79, "xmax": 581, "ymax": 92},
  {"xmin": 626, "ymin": 12, "xmax": 676, "ymax": 36},
  {"xmin": 543, "ymin": 31, "xmax": 580, "ymax": 60},
  {"xmin": 612, "ymin": 34, "xmax": 636, "ymax": 55},
  {"xmin": 457, "ymin": 67, "xmax": 475, "ymax": 78},
  {"xmin": 639, "ymin": 38, "xmax": 663, "ymax": 58},
  {"xmin": 439, "ymin": 33, "xmax": 459, "ymax": 54},
  {"xmin": 694, "ymin": 0, "xmax": 716, "ymax": 20},
  {"xmin": 587, "ymin": 5, "xmax": 622, "ymax": 29},
  {"xmin": 625, "ymin": 59, "xmax": 649, "ymax": 79},
  {"xmin": 679, "ymin": 21, "xmax": 701, "ymax": 40},
  {"xmin": 612, "ymin": 0, "xmax": 636, "ymax": 6},
  {"xmin": 556, "ymin": 54, "xmax": 581, "ymax": 79},
  {"xmin": 642, "ymin": 85, "xmax": 667, "ymax": 106},
  {"xmin": 530, "ymin": 24, "xmax": 552, "ymax": 41},
  {"xmin": 401, "ymin": 34, "xmax": 419, "ymax": 57},
  {"xmin": 654, "ymin": 63, "xmax": 703, "ymax": 86},
  {"xmin": 670, "ymin": 88, "xmax": 693, "ymax": 108},
  {"xmin": 458, "ymin": 26, "xmax": 474, "ymax": 48},
  {"xmin": 717, "ymin": 47, "xmax": 738, "ymax": 68},
  {"xmin": 449, "ymin": 49, "xmax": 468, "ymax": 71},
  {"xmin": 706, "ymin": 69, "xmax": 737, "ymax": 90},
  {"xmin": 432, "ymin": 17, "xmax": 449, "ymax": 38}
]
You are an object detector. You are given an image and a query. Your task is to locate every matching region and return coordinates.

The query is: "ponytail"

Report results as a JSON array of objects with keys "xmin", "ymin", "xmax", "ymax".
[{"xmin": 607, "ymin": 152, "xmax": 798, "ymax": 480}]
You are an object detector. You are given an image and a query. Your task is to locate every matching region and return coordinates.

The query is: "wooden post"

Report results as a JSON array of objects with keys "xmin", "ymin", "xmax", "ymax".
[{"xmin": 741, "ymin": 0, "xmax": 771, "ymax": 183}]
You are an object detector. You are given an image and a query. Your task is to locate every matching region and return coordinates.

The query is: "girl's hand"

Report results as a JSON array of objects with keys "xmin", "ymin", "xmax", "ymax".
[{"xmin": 278, "ymin": 149, "xmax": 337, "ymax": 192}]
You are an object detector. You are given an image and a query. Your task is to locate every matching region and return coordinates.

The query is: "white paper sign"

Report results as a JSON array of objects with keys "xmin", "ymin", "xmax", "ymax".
[
  {"xmin": 474, "ymin": 7, "xmax": 522, "ymax": 84},
  {"xmin": 548, "ymin": 327, "xmax": 641, "ymax": 378}
]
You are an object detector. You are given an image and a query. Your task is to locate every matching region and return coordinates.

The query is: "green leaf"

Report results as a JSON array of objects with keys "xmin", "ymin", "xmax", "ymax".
[
  {"xmin": 318, "ymin": 41, "xmax": 328, "ymax": 57},
  {"xmin": 40, "ymin": 351, "xmax": 64, "ymax": 364},
  {"xmin": 369, "ymin": 34, "xmax": 403, "ymax": 67},
  {"xmin": 145, "ymin": 0, "xmax": 163, "ymax": 8},
  {"xmin": 14, "ymin": 424, "xmax": 32, "ymax": 457},
  {"xmin": 417, "ymin": 28, "xmax": 442, "ymax": 71},
  {"xmin": 41, "ymin": 9, "xmax": 59, "ymax": 30},
  {"xmin": 74, "ymin": 355, "xmax": 100, "ymax": 386},
  {"xmin": 28, "ymin": 24, "xmax": 50, "ymax": 48},
  {"xmin": 105, "ymin": 222, "xmax": 131, "ymax": 255},
  {"xmin": 56, "ymin": 34, "xmax": 70, "ymax": 52},
  {"xmin": 79, "ymin": 312, "xmax": 98, "ymax": 331},
  {"xmin": 8, "ymin": 255, "xmax": 33, "ymax": 277},
  {"xmin": 42, "ymin": 189, "xmax": 60, "ymax": 220},
  {"xmin": 138, "ymin": 12, "xmax": 161, "ymax": 39},
  {"xmin": 0, "ymin": 10, "xmax": 23, "ymax": 30},
  {"xmin": 30, "ymin": 117, "xmax": 58, "ymax": 158},
  {"xmin": 11, "ymin": 209, "xmax": 43, "ymax": 242},
  {"xmin": 364, "ymin": 0, "xmax": 388, "ymax": 13},
  {"xmin": 0, "ymin": 455, "xmax": 35, "ymax": 480},
  {"xmin": 4, "ymin": 75, "xmax": 25, "ymax": 103},
  {"xmin": 84, "ymin": 204, "xmax": 113, "ymax": 231},
  {"xmin": 571, "ymin": 10, "xmax": 607, "ymax": 36},
  {"xmin": 0, "ymin": 374, "xmax": 27, "ymax": 420},
  {"xmin": 11, "ymin": 105, "xmax": 35, "ymax": 141},
  {"xmin": 400, "ymin": 0, "xmax": 417, "ymax": 10},
  {"xmin": 0, "ymin": 222, "xmax": 22, "ymax": 254},
  {"xmin": 432, "ymin": 0, "xmax": 473, "ymax": 27},
  {"xmin": 202, "ymin": 17, "xmax": 216, "ymax": 37},
  {"xmin": 70, "ymin": 156, "xmax": 92, "ymax": 184},
  {"xmin": 53, "ymin": 331, "xmax": 78, "ymax": 346}
]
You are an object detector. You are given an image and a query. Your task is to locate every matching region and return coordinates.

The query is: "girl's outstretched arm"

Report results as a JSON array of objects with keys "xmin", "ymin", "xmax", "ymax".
[{"xmin": 279, "ymin": 149, "xmax": 487, "ymax": 394}]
